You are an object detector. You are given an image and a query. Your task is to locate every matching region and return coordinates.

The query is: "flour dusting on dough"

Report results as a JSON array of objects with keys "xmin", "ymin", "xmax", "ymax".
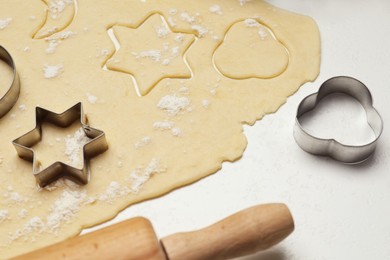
[
  {"xmin": 129, "ymin": 158, "xmax": 164, "ymax": 193},
  {"xmin": 65, "ymin": 128, "xmax": 91, "ymax": 167},
  {"xmin": 43, "ymin": 64, "xmax": 63, "ymax": 78},
  {"xmin": 0, "ymin": 18, "xmax": 12, "ymax": 30},
  {"xmin": 0, "ymin": 209, "xmax": 8, "ymax": 223},
  {"xmin": 157, "ymin": 94, "xmax": 190, "ymax": 115}
]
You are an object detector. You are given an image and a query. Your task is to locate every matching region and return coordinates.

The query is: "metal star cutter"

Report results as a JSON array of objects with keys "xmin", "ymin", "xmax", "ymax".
[{"xmin": 12, "ymin": 102, "xmax": 108, "ymax": 187}]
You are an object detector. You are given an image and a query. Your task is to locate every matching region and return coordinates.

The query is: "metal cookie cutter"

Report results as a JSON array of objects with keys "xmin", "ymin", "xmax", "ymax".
[
  {"xmin": 12, "ymin": 102, "xmax": 108, "ymax": 187},
  {"xmin": 0, "ymin": 45, "xmax": 20, "ymax": 118},
  {"xmin": 294, "ymin": 76, "xmax": 383, "ymax": 164}
]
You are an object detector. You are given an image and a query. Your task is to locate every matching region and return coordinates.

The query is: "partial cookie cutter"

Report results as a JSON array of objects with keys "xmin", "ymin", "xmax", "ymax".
[
  {"xmin": 294, "ymin": 76, "xmax": 383, "ymax": 164},
  {"xmin": 0, "ymin": 45, "xmax": 20, "ymax": 118},
  {"xmin": 12, "ymin": 102, "xmax": 108, "ymax": 187}
]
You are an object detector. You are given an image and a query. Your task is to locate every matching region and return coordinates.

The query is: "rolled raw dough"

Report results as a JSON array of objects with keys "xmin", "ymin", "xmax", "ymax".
[{"xmin": 0, "ymin": 0, "xmax": 320, "ymax": 258}]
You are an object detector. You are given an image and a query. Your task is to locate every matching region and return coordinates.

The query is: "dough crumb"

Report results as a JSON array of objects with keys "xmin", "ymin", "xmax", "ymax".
[
  {"xmin": 157, "ymin": 94, "xmax": 190, "ymax": 115},
  {"xmin": 0, "ymin": 18, "xmax": 12, "ymax": 30},
  {"xmin": 43, "ymin": 64, "xmax": 63, "ymax": 78}
]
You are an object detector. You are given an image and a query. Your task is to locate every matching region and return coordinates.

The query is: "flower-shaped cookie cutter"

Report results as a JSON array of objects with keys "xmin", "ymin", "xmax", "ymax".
[
  {"xmin": 0, "ymin": 45, "xmax": 20, "ymax": 118},
  {"xmin": 294, "ymin": 76, "xmax": 383, "ymax": 164},
  {"xmin": 12, "ymin": 103, "xmax": 108, "ymax": 187}
]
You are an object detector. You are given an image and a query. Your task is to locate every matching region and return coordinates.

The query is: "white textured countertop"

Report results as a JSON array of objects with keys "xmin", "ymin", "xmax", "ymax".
[{"xmin": 85, "ymin": 1, "xmax": 390, "ymax": 259}]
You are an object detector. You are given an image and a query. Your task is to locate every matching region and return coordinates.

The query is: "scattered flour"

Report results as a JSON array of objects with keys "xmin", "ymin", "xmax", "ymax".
[
  {"xmin": 9, "ymin": 188, "xmax": 87, "ymax": 241},
  {"xmin": 157, "ymin": 94, "xmax": 190, "ymax": 115},
  {"xmin": 65, "ymin": 128, "xmax": 92, "ymax": 167},
  {"xmin": 155, "ymin": 23, "xmax": 170, "ymax": 38},
  {"xmin": 17, "ymin": 209, "xmax": 28, "ymax": 219},
  {"xmin": 238, "ymin": 0, "xmax": 252, "ymax": 6},
  {"xmin": 175, "ymin": 34, "xmax": 184, "ymax": 43},
  {"xmin": 209, "ymin": 5, "xmax": 223, "ymax": 15},
  {"xmin": 86, "ymin": 93, "xmax": 98, "ymax": 104},
  {"xmin": 167, "ymin": 17, "xmax": 176, "ymax": 27},
  {"xmin": 45, "ymin": 41, "xmax": 59, "ymax": 54},
  {"xmin": 245, "ymin": 18, "xmax": 260, "ymax": 28},
  {"xmin": 171, "ymin": 127, "xmax": 182, "ymax": 137},
  {"xmin": 47, "ymin": 0, "xmax": 74, "ymax": 19},
  {"xmin": 44, "ymin": 30, "xmax": 76, "ymax": 54},
  {"xmin": 191, "ymin": 25, "xmax": 208, "ymax": 37},
  {"xmin": 0, "ymin": 209, "xmax": 8, "ymax": 223},
  {"xmin": 134, "ymin": 136, "xmax": 151, "ymax": 149},
  {"xmin": 169, "ymin": 9, "xmax": 177, "ymax": 15},
  {"xmin": 18, "ymin": 104, "xmax": 27, "ymax": 111},
  {"xmin": 98, "ymin": 182, "xmax": 130, "ymax": 203},
  {"xmin": 46, "ymin": 189, "xmax": 86, "ymax": 231},
  {"xmin": 0, "ymin": 18, "xmax": 12, "ymax": 30},
  {"xmin": 258, "ymin": 28, "xmax": 268, "ymax": 40},
  {"xmin": 153, "ymin": 121, "xmax": 174, "ymax": 130},
  {"xmin": 129, "ymin": 158, "xmax": 164, "ymax": 193},
  {"xmin": 3, "ymin": 186, "xmax": 28, "ymax": 204},
  {"xmin": 43, "ymin": 64, "xmax": 63, "ymax": 78},
  {"xmin": 180, "ymin": 12, "xmax": 196, "ymax": 24},
  {"xmin": 133, "ymin": 50, "xmax": 162, "ymax": 62},
  {"xmin": 202, "ymin": 99, "xmax": 210, "ymax": 108}
]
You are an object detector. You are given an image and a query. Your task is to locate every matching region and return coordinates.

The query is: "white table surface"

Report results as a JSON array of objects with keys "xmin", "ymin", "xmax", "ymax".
[{"xmin": 85, "ymin": 1, "xmax": 390, "ymax": 259}]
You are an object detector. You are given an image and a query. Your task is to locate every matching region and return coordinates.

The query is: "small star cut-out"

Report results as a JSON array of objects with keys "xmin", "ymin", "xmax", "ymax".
[
  {"xmin": 106, "ymin": 14, "xmax": 195, "ymax": 96},
  {"xmin": 12, "ymin": 103, "xmax": 108, "ymax": 187}
]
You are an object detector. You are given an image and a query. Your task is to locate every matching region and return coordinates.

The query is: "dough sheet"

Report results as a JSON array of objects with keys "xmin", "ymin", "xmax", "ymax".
[{"xmin": 0, "ymin": 0, "xmax": 320, "ymax": 257}]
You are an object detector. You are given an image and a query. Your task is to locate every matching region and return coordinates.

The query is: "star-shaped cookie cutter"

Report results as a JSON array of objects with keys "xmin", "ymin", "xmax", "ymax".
[
  {"xmin": 294, "ymin": 76, "xmax": 383, "ymax": 164},
  {"xmin": 12, "ymin": 102, "xmax": 108, "ymax": 187},
  {"xmin": 0, "ymin": 45, "xmax": 20, "ymax": 118}
]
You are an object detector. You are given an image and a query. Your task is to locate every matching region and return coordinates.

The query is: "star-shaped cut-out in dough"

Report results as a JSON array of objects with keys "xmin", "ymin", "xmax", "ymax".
[
  {"xmin": 12, "ymin": 103, "xmax": 108, "ymax": 187},
  {"xmin": 106, "ymin": 14, "xmax": 195, "ymax": 96}
]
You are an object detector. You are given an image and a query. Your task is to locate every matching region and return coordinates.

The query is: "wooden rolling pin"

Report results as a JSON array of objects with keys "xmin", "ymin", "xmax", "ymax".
[{"xmin": 14, "ymin": 203, "xmax": 294, "ymax": 260}]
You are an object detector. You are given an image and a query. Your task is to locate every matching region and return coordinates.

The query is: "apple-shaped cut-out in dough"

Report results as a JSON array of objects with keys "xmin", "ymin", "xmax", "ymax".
[{"xmin": 214, "ymin": 19, "xmax": 289, "ymax": 79}]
